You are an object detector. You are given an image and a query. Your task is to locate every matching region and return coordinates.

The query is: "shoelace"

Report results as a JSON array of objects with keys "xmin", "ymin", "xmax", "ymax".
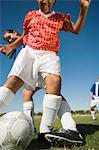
[
  {"xmin": 59, "ymin": 128, "xmax": 83, "ymax": 141},
  {"xmin": 59, "ymin": 128, "xmax": 70, "ymax": 133},
  {"xmin": 59, "ymin": 128, "xmax": 79, "ymax": 134}
]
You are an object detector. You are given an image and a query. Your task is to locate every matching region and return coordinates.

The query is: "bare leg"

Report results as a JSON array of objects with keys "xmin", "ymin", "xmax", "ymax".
[
  {"xmin": 22, "ymin": 89, "xmax": 34, "ymax": 102},
  {"xmin": 45, "ymin": 74, "xmax": 61, "ymax": 95},
  {"xmin": 4, "ymin": 76, "xmax": 23, "ymax": 93}
]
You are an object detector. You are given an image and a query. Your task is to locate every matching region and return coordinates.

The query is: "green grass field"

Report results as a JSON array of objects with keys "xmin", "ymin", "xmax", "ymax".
[{"xmin": 27, "ymin": 114, "xmax": 99, "ymax": 150}]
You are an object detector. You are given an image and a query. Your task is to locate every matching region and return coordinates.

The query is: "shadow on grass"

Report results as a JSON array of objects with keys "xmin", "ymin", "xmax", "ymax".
[
  {"xmin": 77, "ymin": 124, "xmax": 99, "ymax": 146},
  {"xmin": 77, "ymin": 124, "xmax": 99, "ymax": 136},
  {"xmin": 27, "ymin": 124, "xmax": 99, "ymax": 150}
]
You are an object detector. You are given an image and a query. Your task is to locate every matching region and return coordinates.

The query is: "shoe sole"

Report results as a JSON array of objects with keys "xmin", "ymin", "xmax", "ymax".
[{"xmin": 45, "ymin": 134, "xmax": 83, "ymax": 145}]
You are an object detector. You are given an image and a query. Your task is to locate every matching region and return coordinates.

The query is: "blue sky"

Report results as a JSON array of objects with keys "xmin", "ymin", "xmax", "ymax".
[{"xmin": 0, "ymin": 0, "xmax": 99, "ymax": 113}]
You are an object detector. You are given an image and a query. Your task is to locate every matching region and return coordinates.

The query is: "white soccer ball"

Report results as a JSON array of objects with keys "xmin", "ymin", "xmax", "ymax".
[{"xmin": 0, "ymin": 111, "xmax": 33, "ymax": 150}]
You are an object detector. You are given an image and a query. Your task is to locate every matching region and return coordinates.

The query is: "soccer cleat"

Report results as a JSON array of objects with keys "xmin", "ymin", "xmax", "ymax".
[{"xmin": 45, "ymin": 128, "xmax": 84, "ymax": 146}]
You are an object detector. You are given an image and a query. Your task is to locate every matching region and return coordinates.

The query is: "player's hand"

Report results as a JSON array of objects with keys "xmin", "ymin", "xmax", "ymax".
[
  {"xmin": 0, "ymin": 45, "xmax": 13, "ymax": 56},
  {"xmin": 80, "ymin": 0, "xmax": 91, "ymax": 9}
]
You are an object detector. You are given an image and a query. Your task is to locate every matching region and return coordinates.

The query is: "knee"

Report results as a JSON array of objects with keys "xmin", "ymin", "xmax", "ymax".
[
  {"xmin": 45, "ymin": 75, "xmax": 61, "ymax": 95},
  {"xmin": 48, "ymin": 75, "xmax": 61, "ymax": 86},
  {"xmin": 53, "ymin": 76, "xmax": 61, "ymax": 85}
]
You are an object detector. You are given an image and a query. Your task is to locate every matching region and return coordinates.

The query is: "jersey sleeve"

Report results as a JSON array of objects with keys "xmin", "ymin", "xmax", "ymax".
[
  {"xmin": 90, "ymin": 83, "xmax": 95, "ymax": 93},
  {"xmin": 23, "ymin": 11, "xmax": 34, "ymax": 34}
]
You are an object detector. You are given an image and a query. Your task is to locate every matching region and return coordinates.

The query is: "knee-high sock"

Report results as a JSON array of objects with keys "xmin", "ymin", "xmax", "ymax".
[
  {"xmin": 23, "ymin": 101, "xmax": 34, "ymax": 132},
  {"xmin": 40, "ymin": 94, "xmax": 62, "ymax": 133},
  {"xmin": 58, "ymin": 98, "xmax": 77, "ymax": 131},
  {"xmin": 0, "ymin": 86, "xmax": 14, "ymax": 112}
]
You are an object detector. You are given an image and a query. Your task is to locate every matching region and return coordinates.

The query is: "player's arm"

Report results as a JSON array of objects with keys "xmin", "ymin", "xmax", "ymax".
[
  {"xmin": 64, "ymin": 0, "xmax": 91, "ymax": 34},
  {"xmin": 90, "ymin": 83, "xmax": 95, "ymax": 99},
  {"xmin": 0, "ymin": 33, "xmax": 24, "ymax": 56}
]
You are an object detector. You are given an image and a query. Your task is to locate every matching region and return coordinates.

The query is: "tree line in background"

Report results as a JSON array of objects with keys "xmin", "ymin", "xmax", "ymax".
[
  {"xmin": 35, "ymin": 110, "xmax": 99, "ymax": 116},
  {"xmin": 0, "ymin": 110, "xmax": 99, "ymax": 117}
]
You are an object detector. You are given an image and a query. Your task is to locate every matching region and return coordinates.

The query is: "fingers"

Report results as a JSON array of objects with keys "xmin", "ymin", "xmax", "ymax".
[
  {"xmin": 0, "ymin": 47, "xmax": 8, "ymax": 56},
  {"xmin": 80, "ymin": 0, "xmax": 91, "ymax": 9},
  {"xmin": 88, "ymin": 0, "xmax": 91, "ymax": 5},
  {"xmin": 81, "ymin": 0, "xmax": 91, "ymax": 5},
  {"xmin": 0, "ymin": 47, "xmax": 6, "ymax": 55},
  {"xmin": 0, "ymin": 47, "xmax": 5, "ymax": 52},
  {"xmin": 85, "ymin": 0, "xmax": 91, "ymax": 5}
]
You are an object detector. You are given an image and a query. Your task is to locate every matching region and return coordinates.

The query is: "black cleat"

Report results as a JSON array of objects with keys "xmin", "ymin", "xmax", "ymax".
[{"xmin": 45, "ymin": 128, "xmax": 84, "ymax": 146}]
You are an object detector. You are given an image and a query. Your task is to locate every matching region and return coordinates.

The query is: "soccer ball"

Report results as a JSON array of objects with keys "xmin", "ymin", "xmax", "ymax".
[{"xmin": 0, "ymin": 111, "xmax": 33, "ymax": 150}]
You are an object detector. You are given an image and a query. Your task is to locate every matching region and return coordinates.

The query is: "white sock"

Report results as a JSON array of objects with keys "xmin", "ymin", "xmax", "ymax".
[
  {"xmin": 58, "ymin": 99, "xmax": 77, "ymax": 131},
  {"xmin": 40, "ymin": 94, "xmax": 62, "ymax": 133},
  {"xmin": 91, "ymin": 110, "xmax": 96, "ymax": 120},
  {"xmin": 0, "ymin": 86, "xmax": 14, "ymax": 112},
  {"xmin": 23, "ymin": 101, "xmax": 34, "ymax": 132}
]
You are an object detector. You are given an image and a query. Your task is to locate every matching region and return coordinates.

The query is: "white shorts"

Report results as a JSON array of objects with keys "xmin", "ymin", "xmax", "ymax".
[
  {"xmin": 36, "ymin": 74, "xmax": 45, "ymax": 88},
  {"xmin": 90, "ymin": 95, "xmax": 99, "ymax": 107},
  {"xmin": 24, "ymin": 74, "xmax": 45, "ymax": 91},
  {"xmin": 8, "ymin": 45, "xmax": 61, "ymax": 90}
]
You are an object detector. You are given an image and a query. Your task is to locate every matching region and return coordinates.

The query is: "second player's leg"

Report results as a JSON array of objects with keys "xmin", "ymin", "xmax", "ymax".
[{"xmin": 22, "ymin": 89, "xmax": 35, "ymax": 131}]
